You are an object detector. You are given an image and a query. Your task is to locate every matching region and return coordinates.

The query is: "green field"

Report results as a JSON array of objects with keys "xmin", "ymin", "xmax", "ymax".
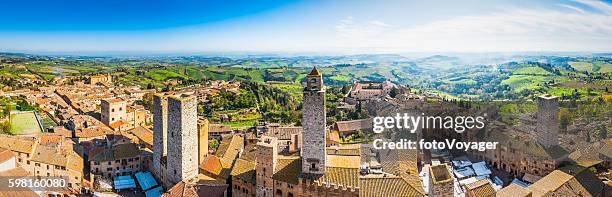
[
  {"xmin": 221, "ymin": 120, "xmax": 257, "ymax": 127},
  {"xmin": 512, "ymin": 66, "xmax": 552, "ymax": 76},
  {"xmin": 595, "ymin": 62, "xmax": 612, "ymax": 73},
  {"xmin": 9, "ymin": 111, "xmax": 42, "ymax": 135},
  {"xmin": 569, "ymin": 61, "xmax": 593, "ymax": 72},
  {"xmin": 569, "ymin": 61, "xmax": 612, "ymax": 73},
  {"xmin": 501, "ymin": 75, "xmax": 546, "ymax": 93}
]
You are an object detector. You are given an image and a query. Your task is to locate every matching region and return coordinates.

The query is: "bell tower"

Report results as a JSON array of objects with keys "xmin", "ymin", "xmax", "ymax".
[{"xmin": 301, "ymin": 67, "xmax": 326, "ymax": 176}]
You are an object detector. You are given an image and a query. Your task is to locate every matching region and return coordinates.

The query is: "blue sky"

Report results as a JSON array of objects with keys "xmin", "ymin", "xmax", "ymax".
[{"xmin": 0, "ymin": 0, "xmax": 611, "ymax": 54}]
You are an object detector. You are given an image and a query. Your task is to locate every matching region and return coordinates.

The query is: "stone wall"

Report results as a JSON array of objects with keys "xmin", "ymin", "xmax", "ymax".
[
  {"xmin": 256, "ymin": 136, "xmax": 277, "ymax": 197},
  {"xmin": 167, "ymin": 95, "xmax": 199, "ymax": 185},
  {"xmin": 536, "ymin": 95, "xmax": 559, "ymax": 148},
  {"xmin": 301, "ymin": 74, "xmax": 326, "ymax": 176},
  {"xmin": 152, "ymin": 94, "xmax": 167, "ymax": 179}
]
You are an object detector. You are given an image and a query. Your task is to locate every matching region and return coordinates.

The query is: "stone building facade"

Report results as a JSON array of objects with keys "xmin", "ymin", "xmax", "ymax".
[
  {"xmin": 88, "ymin": 74, "xmax": 112, "ymax": 84},
  {"xmin": 536, "ymin": 94, "xmax": 559, "ymax": 148},
  {"xmin": 90, "ymin": 143, "xmax": 145, "ymax": 178},
  {"xmin": 347, "ymin": 81, "xmax": 396, "ymax": 102},
  {"xmin": 301, "ymin": 67, "xmax": 326, "ymax": 176},
  {"xmin": 256, "ymin": 136, "xmax": 277, "ymax": 197},
  {"xmin": 101, "ymin": 98, "xmax": 127, "ymax": 128}
]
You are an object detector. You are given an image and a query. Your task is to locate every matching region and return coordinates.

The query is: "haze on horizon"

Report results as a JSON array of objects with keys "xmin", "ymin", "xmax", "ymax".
[{"xmin": 0, "ymin": 0, "xmax": 611, "ymax": 54}]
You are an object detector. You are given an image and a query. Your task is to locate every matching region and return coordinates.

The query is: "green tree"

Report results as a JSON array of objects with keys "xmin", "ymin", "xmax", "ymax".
[
  {"xmin": 209, "ymin": 139, "xmax": 220, "ymax": 150},
  {"xmin": 597, "ymin": 125, "xmax": 608, "ymax": 140},
  {"xmin": 389, "ymin": 87, "xmax": 399, "ymax": 98},
  {"xmin": 558, "ymin": 108, "xmax": 572, "ymax": 133}
]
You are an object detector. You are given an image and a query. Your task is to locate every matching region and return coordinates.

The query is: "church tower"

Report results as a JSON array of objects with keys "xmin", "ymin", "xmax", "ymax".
[{"xmin": 301, "ymin": 67, "xmax": 326, "ymax": 176}]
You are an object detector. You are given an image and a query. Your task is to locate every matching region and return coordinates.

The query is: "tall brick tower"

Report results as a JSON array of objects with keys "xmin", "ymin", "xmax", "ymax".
[
  {"xmin": 166, "ymin": 95, "xmax": 199, "ymax": 184},
  {"xmin": 256, "ymin": 136, "xmax": 277, "ymax": 197},
  {"xmin": 301, "ymin": 67, "xmax": 326, "ymax": 176},
  {"xmin": 536, "ymin": 94, "xmax": 559, "ymax": 148},
  {"xmin": 152, "ymin": 94, "xmax": 168, "ymax": 178}
]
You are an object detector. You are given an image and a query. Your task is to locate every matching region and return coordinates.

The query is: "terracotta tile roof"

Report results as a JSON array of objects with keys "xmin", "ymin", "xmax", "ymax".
[
  {"xmin": 496, "ymin": 183, "xmax": 531, "ymax": 197},
  {"xmin": 66, "ymin": 151, "xmax": 84, "ymax": 172},
  {"xmin": 39, "ymin": 134, "xmax": 64, "ymax": 145},
  {"xmin": 569, "ymin": 140, "xmax": 612, "ymax": 167},
  {"xmin": 482, "ymin": 130, "xmax": 568, "ymax": 159},
  {"xmin": 52, "ymin": 126, "xmax": 72, "ymax": 137},
  {"xmin": 326, "ymin": 155, "xmax": 360, "ymax": 168},
  {"xmin": 272, "ymin": 156, "xmax": 302, "ymax": 185},
  {"xmin": 129, "ymin": 126, "xmax": 153, "ymax": 145},
  {"xmin": 308, "ymin": 67, "xmax": 321, "ymax": 76},
  {"xmin": 266, "ymin": 126, "xmax": 302, "ymax": 140},
  {"xmin": 230, "ymin": 159, "xmax": 256, "ymax": 184},
  {"xmin": 377, "ymin": 148, "xmax": 423, "ymax": 194},
  {"xmin": 328, "ymin": 131, "xmax": 340, "ymax": 143},
  {"xmin": 0, "ymin": 135, "xmax": 37, "ymax": 154},
  {"xmin": 360, "ymin": 176, "xmax": 424, "ymax": 197},
  {"xmin": 163, "ymin": 181, "xmax": 196, "ymax": 197},
  {"xmin": 103, "ymin": 98, "xmax": 124, "ymax": 103},
  {"xmin": 109, "ymin": 120, "xmax": 126, "ymax": 129},
  {"xmin": 89, "ymin": 143, "xmax": 140, "ymax": 162},
  {"xmin": 0, "ymin": 167, "xmax": 39, "ymax": 197},
  {"xmin": 333, "ymin": 118, "xmax": 373, "ymax": 133},
  {"xmin": 75, "ymin": 126, "xmax": 111, "ymax": 138},
  {"xmin": 327, "ymin": 144, "xmax": 361, "ymax": 156},
  {"xmin": 0, "ymin": 148, "xmax": 15, "ymax": 163},
  {"xmin": 201, "ymin": 155, "xmax": 223, "ymax": 176},
  {"xmin": 315, "ymin": 167, "xmax": 360, "ymax": 189},
  {"xmin": 31, "ymin": 145, "xmax": 68, "ymax": 166},
  {"xmin": 163, "ymin": 179, "xmax": 228, "ymax": 197},
  {"xmin": 528, "ymin": 166, "xmax": 605, "ymax": 196},
  {"xmin": 239, "ymin": 143, "xmax": 257, "ymax": 162},
  {"xmin": 220, "ymin": 135, "xmax": 243, "ymax": 162},
  {"xmin": 209, "ymin": 124, "xmax": 232, "ymax": 133},
  {"xmin": 465, "ymin": 179, "xmax": 495, "ymax": 197}
]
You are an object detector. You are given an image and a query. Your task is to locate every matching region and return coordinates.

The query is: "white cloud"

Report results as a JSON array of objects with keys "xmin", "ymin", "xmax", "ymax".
[
  {"xmin": 575, "ymin": 0, "xmax": 612, "ymax": 14},
  {"xmin": 334, "ymin": 1, "xmax": 612, "ymax": 52},
  {"xmin": 558, "ymin": 4, "xmax": 586, "ymax": 14}
]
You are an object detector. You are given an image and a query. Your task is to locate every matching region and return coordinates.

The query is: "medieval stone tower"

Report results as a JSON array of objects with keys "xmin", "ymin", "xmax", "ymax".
[
  {"xmin": 301, "ymin": 67, "xmax": 326, "ymax": 176},
  {"xmin": 152, "ymin": 94, "xmax": 168, "ymax": 179},
  {"xmin": 536, "ymin": 94, "xmax": 559, "ymax": 148},
  {"xmin": 167, "ymin": 95, "xmax": 199, "ymax": 184},
  {"xmin": 152, "ymin": 94, "xmax": 199, "ymax": 186},
  {"xmin": 256, "ymin": 136, "xmax": 278, "ymax": 197}
]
